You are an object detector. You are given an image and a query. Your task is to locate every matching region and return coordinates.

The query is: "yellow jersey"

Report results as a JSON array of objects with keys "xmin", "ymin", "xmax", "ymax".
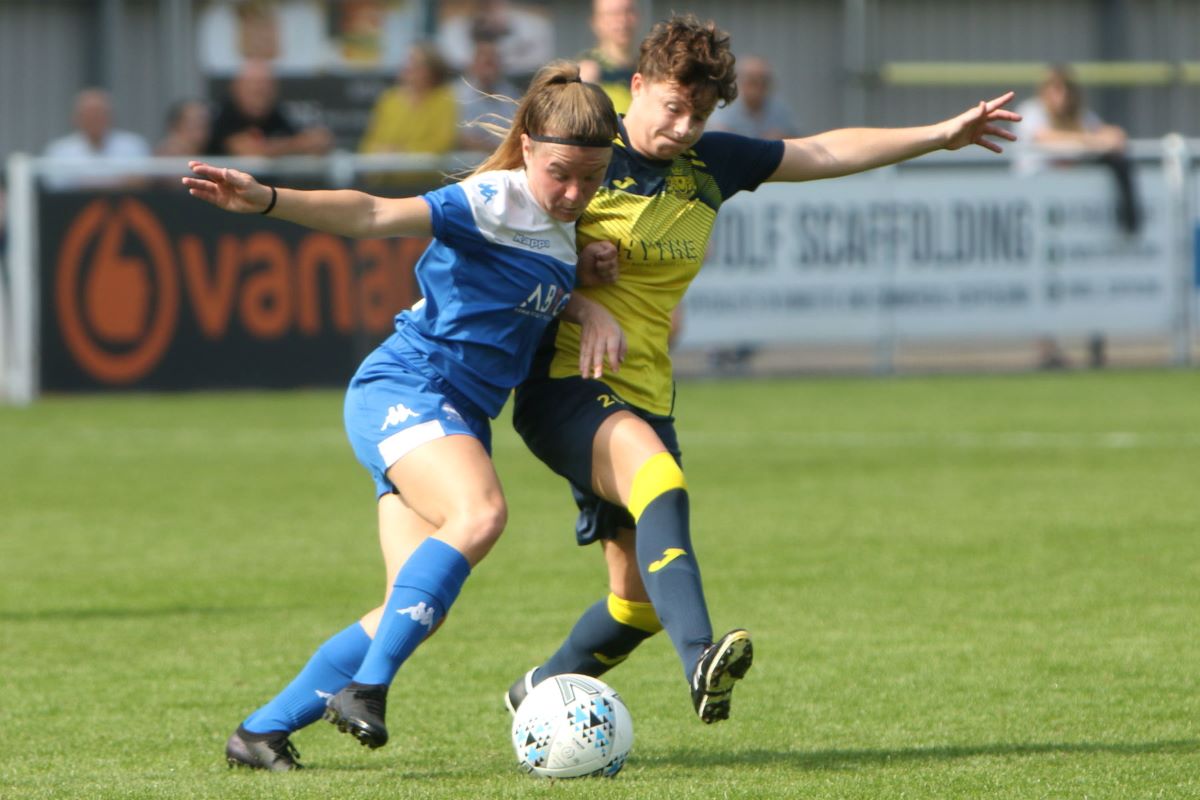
[{"xmin": 539, "ymin": 119, "xmax": 784, "ymax": 414}]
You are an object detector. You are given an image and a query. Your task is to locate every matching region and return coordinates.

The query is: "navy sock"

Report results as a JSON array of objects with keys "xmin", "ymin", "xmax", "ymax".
[
  {"xmin": 352, "ymin": 538, "xmax": 471, "ymax": 686},
  {"xmin": 636, "ymin": 488, "xmax": 712, "ymax": 678},
  {"xmin": 536, "ymin": 595, "xmax": 660, "ymax": 680},
  {"xmin": 243, "ymin": 621, "xmax": 371, "ymax": 734}
]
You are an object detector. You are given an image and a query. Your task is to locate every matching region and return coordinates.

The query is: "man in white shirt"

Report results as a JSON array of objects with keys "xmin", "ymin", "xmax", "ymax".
[{"xmin": 43, "ymin": 88, "xmax": 150, "ymax": 189}]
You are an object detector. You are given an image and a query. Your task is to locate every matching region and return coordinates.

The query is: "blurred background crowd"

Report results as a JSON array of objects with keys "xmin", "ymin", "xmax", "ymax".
[{"xmin": 4, "ymin": 0, "xmax": 1200, "ymax": 174}]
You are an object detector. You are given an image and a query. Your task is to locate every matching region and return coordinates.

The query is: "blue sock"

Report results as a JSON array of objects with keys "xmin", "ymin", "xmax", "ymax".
[
  {"xmin": 243, "ymin": 621, "xmax": 371, "ymax": 734},
  {"xmin": 636, "ymin": 488, "xmax": 713, "ymax": 679},
  {"xmin": 537, "ymin": 594, "xmax": 661, "ymax": 680},
  {"xmin": 352, "ymin": 538, "xmax": 471, "ymax": 686}
]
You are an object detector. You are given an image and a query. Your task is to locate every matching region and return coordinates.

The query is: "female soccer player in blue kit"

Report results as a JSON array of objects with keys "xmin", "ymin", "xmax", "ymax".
[
  {"xmin": 503, "ymin": 15, "xmax": 1021, "ymax": 725},
  {"xmin": 184, "ymin": 61, "xmax": 622, "ymax": 771}
]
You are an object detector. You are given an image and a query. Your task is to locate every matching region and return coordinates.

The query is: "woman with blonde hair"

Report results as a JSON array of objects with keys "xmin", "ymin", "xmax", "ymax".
[{"xmin": 185, "ymin": 61, "xmax": 620, "ymax": 770}]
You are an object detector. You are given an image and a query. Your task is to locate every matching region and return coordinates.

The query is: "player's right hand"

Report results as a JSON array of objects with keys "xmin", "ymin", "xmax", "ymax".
[
  {"xmin": 182, "ymin": 160, "xmax": 274, "ymax": 214},
  {"xmin": 576, "ymin": 240, "xmax": 620, "ymax": 287}
]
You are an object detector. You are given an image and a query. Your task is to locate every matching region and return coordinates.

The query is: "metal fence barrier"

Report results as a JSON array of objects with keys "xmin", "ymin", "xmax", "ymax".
[{"xmin": 3, "ymin": 144, "xmax": 1196, "ymax": 405}]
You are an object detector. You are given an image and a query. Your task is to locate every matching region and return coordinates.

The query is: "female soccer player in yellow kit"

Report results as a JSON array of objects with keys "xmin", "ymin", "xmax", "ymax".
[{"xmin": 506, "ymin": 14, "xmax": 1021, "ymax": 723}]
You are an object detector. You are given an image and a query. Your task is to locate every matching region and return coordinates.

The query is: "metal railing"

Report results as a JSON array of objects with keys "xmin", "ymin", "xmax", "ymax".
[{"xmin": 3, "ymin": 143, "xmax": 1197, "ymax": 404}]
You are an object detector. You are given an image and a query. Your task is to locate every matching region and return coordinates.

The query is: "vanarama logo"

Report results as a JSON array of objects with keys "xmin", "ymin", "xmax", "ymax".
[
  {"xmin": 56, "ymin": 198, "xmax": 179, "ymax": 384},
  {"xmin": 52, "ymin": 197, "xmax": 425, "ymax": 386}
]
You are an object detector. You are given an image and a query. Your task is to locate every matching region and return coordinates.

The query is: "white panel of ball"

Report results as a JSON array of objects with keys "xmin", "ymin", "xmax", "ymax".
[{"xmin": 511, "ymin": 674, "xmax": 634, "ymax": 779}]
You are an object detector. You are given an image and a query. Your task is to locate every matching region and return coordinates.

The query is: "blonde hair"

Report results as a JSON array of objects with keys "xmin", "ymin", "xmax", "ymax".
[{"xmin": 471, "ymin": 60, "xmax": 618, "ymax": 175}]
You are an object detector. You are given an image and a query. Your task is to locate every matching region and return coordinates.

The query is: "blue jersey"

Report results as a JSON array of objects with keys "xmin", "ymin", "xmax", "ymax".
[{"xmin": 386, "ymin": 169, "xmax": 578, "ymax": 418}]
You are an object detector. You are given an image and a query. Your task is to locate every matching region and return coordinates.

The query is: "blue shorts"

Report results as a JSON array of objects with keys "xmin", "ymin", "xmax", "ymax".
[
  {"xmin": 512, "ymin": 375, "xmax": 681, "ymax": 546},
  {"xmin": 345, "ymin": 344, "xmax": 491, "ymax": 498}
]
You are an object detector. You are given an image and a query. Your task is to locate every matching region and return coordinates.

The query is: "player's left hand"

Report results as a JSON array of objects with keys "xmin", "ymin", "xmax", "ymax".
[
  {"xmin": 577, "ymin": 302, "xmax": 626, "ymax": 378},
  {"xmin": 942, "ymin": 92, "xmax": 1021, "ymax": 153}
]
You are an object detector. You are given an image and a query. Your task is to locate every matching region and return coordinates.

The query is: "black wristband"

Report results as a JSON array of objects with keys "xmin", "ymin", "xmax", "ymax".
[{"xmin": 261, "ymin": 186, "xmax": 277, "ymax": 215}]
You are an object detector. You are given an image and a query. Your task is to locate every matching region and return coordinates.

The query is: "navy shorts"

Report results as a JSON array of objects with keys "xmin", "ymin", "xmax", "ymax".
[{"xmin": 512, "ymin": 375, "xmax": 681, "ymax": 546}]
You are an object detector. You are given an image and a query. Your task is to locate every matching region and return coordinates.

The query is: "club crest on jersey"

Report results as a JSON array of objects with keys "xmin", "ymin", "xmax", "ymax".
[
  {"xmin": 517, "ymin": 283, "xmax": 570, "ymax": 319},
  {"xmin": 665, "ymin": 173, "xmax": 696, "ymax": 198}
]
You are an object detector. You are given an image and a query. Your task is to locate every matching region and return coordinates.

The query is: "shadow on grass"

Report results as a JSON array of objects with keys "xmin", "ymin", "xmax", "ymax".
[
  {"xmin": 647, "ymin": 739, "xmax": 1200, "ymax": 771},
  {"xmin": 0, "ymin": 605, "xmax": 273, "ymax": 622}
]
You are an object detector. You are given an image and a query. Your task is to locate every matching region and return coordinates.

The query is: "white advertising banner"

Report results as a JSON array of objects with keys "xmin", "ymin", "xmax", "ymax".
[{"xmin": 678, "ymin": 168, "xmax": 1172, "ymax": 348}]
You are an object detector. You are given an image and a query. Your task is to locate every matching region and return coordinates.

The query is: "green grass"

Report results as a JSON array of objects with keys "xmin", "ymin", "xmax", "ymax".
[{"xmin": 2, "ymin": 370, "xmax": 1198, "ymax": 799}]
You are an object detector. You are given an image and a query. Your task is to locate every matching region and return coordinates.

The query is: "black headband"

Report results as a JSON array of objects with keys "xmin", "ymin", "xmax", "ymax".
[{"xmin": 529, "ymin": 133, "xmax": 613, "ymax": 148}]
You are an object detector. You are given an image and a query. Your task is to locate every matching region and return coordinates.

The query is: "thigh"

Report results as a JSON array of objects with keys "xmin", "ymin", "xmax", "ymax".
[
  {"xmin": 385, "ymin": 433, "xmax": 505, "ymax": 566},
  {"xmin": 590, "ymin": 412, "xmax": 670, "ymax": 507},
  {"xmin": 513, "ymin": 375, "xmax": 628, "ymax": 492}
]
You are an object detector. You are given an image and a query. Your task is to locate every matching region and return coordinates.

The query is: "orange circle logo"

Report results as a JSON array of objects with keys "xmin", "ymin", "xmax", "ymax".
[{"xmin": 56, "ymin": 198, "xmax": 179, "ymax": 384}]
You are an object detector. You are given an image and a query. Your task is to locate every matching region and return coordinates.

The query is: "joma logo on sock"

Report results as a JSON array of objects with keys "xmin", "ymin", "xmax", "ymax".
[{"xmin": 398, "ymin": 602, "xmax": 436, "ymax": 629}]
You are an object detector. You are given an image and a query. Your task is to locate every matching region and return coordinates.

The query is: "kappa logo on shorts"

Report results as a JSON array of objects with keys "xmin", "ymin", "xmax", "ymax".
[
  {"xmin": 440, "ymin": 402, "xmax": 463, "ymax": 422},
  {"xmin": 398, "ymin": 601, "xmax": 437, "ymax": 629},
  {"xmin": 380, "ymin": 403, "xmax": 419, "ymax": 431}
]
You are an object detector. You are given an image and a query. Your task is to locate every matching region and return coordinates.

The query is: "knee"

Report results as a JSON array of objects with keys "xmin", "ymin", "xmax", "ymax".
[
  {"xmin": 629, "ymin": 452, "xmax": 687, "ymax": 522},
  {"xmin": 447, "ymin": 498, "xmax": 508, "ymax": 555}
]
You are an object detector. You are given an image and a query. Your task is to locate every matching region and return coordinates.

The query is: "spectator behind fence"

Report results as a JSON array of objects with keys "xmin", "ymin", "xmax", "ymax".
[
  {"xmin": 708, "ymin": 55, "xmax": 800, "ymax": 139},
  {"xmin": 455, "ymin": 38, "xmax": 521, "ymax": 152},
  {"xmin": 578, "ymin": 0, "xmax": 640, "ymax": 114},
  {"xmin": 155, "ymin": 100, "xmax": 213, "ymax": 157},
  {"xmin": 42, "ymin": 88, "xmax": 151, "ymax": 189},
  {"xmin": 438, "ymin": 0, "xmax": 554, "ymax": 79},
  {"xmin": 206, "ymin": 59, "xmax": 333, "ymax": 157},
  {"xmin": 360, "ymin": 42, "xmax": 458, "ymax": 159},
  {"xmin": 1012, "ymin": 65, "xmax": 1140, "ymax": 233},
  {"xmin": 1013, "ymin": 65, "xmax": 1139, "ymax": 370}
]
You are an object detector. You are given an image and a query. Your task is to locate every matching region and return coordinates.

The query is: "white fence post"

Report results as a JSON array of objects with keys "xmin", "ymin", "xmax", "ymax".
[
  {"xmin": 5, "ymin": 152, "xmax": 37, "ymax": 405},
  {"xmin": 1163, "ymin": 134, "xmax": 1193, "ymax": 367}
]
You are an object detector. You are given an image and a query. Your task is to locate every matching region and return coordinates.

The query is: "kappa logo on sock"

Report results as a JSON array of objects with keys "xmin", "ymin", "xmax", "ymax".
[
  {"xmin": 314, "ymin": 689, "xmax": 334, "ymax": 700},
  {"xmin": 648, "ymin": 547, "xmax": 687, "ymax": 573},
  {"xmin": 380, "ymin": 403, "xmax": 419, "ymax": 431},
  {"xmin": 398, "ymin": 601, "xmax": 436, "ymax": 629}
]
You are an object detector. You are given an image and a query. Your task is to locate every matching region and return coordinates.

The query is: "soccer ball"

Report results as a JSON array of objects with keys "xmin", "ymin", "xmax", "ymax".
[{"xmin": 511, "ymin": 673, "xmax": 634, "ymax": 779}]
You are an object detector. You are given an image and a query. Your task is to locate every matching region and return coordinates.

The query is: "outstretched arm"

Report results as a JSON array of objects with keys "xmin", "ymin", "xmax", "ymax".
[
  {"xmin": 182, "ymin": 160, "xmax": 432, "ymax": 239},
  {"xmin": 767, "ymin": 91, "xmax": 1021, "ymax": 183}
]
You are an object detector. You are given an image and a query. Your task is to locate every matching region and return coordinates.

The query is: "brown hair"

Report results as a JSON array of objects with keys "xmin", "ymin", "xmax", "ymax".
[
  {"xmin": 472, "ymin": 60, "xmax": 618, "ymax": 175},
  {"xmin": 408, "ymin": 40, "xmax": 451, "ymax": 87},
  {"xmin": 636, "ymin": 14, "xmax": 738, "ymax": 111},
  {"xmin": 1041, "ymin": 64, "xmax": 1083, "ymax": 125}
]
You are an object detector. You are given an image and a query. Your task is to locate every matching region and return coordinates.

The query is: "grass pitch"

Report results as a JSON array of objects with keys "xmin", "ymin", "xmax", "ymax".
[{"xmin": 1, "ymin": 369, "xmax": 1198, "ymax": 799}]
